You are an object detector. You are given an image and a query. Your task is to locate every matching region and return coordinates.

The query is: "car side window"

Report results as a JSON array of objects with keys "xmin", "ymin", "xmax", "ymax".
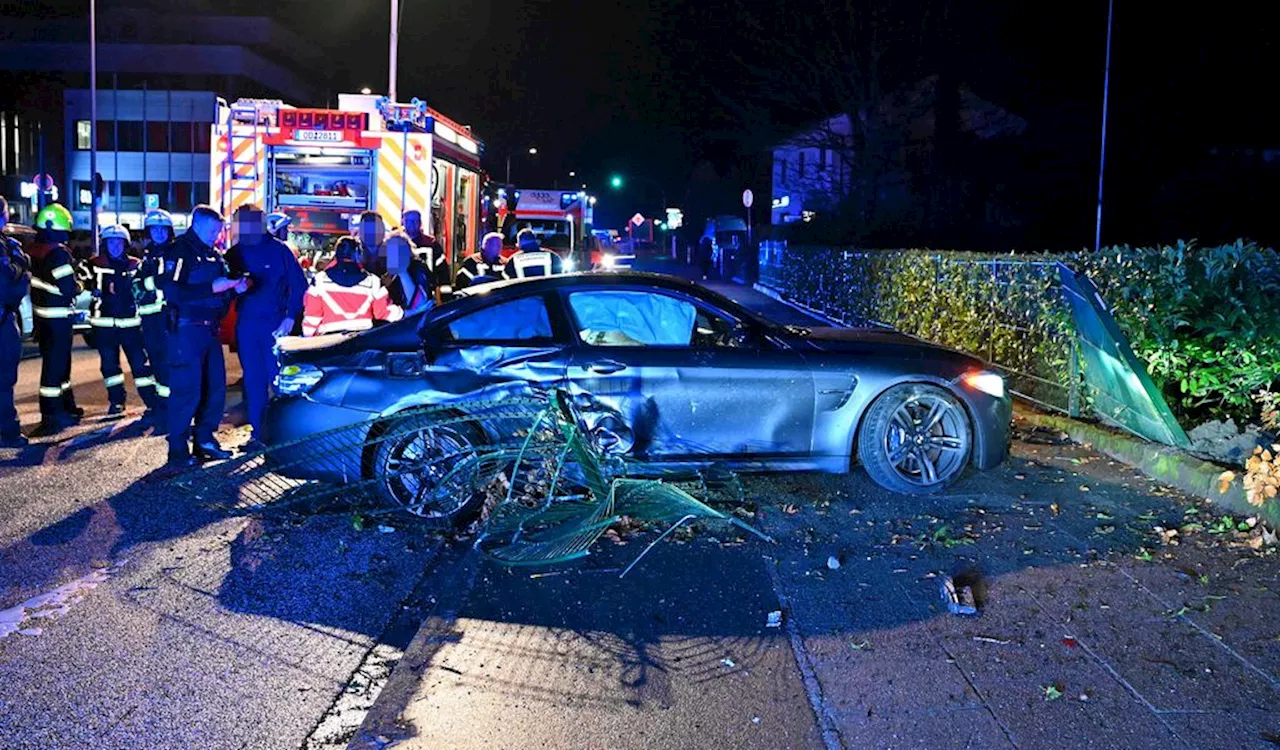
[{"xmin": 443, "ymin": 295, "xmax": 553, "ymax": 342}]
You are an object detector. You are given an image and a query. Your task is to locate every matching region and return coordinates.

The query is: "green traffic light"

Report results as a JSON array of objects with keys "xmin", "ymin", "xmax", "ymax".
[{"xmin": 610, "ymin": 175, "xmax": 623, "ymax": 189}]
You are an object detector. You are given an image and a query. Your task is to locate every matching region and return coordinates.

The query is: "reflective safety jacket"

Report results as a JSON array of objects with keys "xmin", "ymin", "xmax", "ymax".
[
  {"xmin": 408, "ymin": 231, "xmax": 452, "ymax": 294},
  {"xmin": 87, "ymin": 254, "xmax": 144, "ymax": 328},
  {"xmin": 301, "ymin": 262, "xmax": 403, "ymax": 337},
  {"xmin": 26, "ymin": 240, "xmax": 81, "ymax": 320},
  {"xmin": 501, "ymin": 249, "xmax": 563, "ymax": 280},
  {"xmin": 454, "ymin": 254, "xmax": 505, "ymax": 290},
  {"xmin": 134, "ymin": 239, "xmax": 171, "ymax": 317}
]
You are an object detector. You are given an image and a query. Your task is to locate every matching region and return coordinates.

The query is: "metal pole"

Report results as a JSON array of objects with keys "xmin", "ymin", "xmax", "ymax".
[
  {"xmin": 1094, "ymin": 0, "xmax": 1114, "ymax": 253},
  {"xmin": 389, "ymin": 0, "xmax": 399, "ymax": 102},
  {"xmin": 89, "ymin": 0, "xmax": 97, "ymax": 244},
  {"xmin": 113, "ymin": 73, "xmax": 119, "ymax": 222},
  {"xmin": 505, "ymin": 153, "xmax": 511, "ymax": 185}
]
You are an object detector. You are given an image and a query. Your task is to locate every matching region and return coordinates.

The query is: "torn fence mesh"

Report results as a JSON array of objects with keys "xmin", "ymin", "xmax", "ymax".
[{"xmin": 167, "ymin": 389, "xmax": 769, "ymax": 566}]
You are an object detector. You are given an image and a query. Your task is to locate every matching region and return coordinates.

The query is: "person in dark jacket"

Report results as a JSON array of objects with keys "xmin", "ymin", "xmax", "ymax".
[
  {"xmin": 502, "ymin": 228, "xmax": 564, "ymax": 280},
  {"xmin": 381, "ymin": 231, "xmax": 434, "ymax": 314},
  {"xmin": 697, "ymin": 235, "xmax": 715, "ymax": 281},
  {"xmin": 1, "ymin": 203, "xmax": 31, "ymax": 448},
  {"xmin": 87, "ymin": 224, "xmax": 163, "ymax": 419},
  {"xmin": 402, "ymin": 210, "xmax": 451, "ymax": 299},
  {"xmin": 27, "ymin": 203, "xmax": 84, "ymax": 434},
  {"xmin": 224, "ymin": 205, "xmax": 307, "ymax": 450},
  {"xmin": 454, "ymin": 232, "xmax": 506, "ymax": 290},
  {"xmin": 165, "ymin": 205, "xmax": 247, "ymax": 467},
  {"xmin": 138, "ymin": 208, "xmax": 176, "ymax": 404}
]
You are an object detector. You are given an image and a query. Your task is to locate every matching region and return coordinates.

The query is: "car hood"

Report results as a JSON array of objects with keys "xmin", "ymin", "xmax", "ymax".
[{"xmin": 791, "ymin": 326, "xmax": 975, "ymax": 362}]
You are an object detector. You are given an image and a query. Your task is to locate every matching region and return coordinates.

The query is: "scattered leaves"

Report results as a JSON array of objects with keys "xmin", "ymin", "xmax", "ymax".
[{"xmin": 1043, "ymin": 684, "xmax": 1064, "ymax": 701}]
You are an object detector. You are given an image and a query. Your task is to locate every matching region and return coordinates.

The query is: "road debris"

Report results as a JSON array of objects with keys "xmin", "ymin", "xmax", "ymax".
[
  {"xmin": 826, "ymin": 555, "xmax": 841, "ymax": 570},
  {"xmin": 721, "ymin": 657, "xmax": 736, "ymax": 669},
  {"xmin": 766, "ymin": 610, "xmax": 783, "ymax": 628},
  {"xmin": 940, "ymin": 575, "xmax": 978, "ymax": 616},
  {"xmin": 972, "ymin": 636, "xmax": 1014, "ymax": 645}
]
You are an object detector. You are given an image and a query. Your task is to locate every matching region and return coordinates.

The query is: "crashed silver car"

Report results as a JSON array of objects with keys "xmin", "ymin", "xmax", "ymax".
[{"xmin": 264, "ymin": 272, "xmax": 1012, "ymax": 519}]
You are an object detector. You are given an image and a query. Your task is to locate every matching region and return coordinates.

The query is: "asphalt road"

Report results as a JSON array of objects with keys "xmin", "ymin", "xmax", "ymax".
[{"xmin": 2, "ymin": 275, "xmax": 1278, "ymax": 749}]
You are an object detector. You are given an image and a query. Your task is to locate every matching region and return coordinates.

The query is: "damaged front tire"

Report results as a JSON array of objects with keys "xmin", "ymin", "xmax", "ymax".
[{"xmin": 368, "ymin": 412, "xmax": 488, "ymax": 526}]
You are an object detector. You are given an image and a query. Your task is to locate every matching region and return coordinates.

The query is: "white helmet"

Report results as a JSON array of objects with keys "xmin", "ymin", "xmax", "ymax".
[
  {"xmin": 100, "ymin": 224, "xmax": 130, "ymax": 242},
  {"xmin": 266, "ymin": 211, "xmax": 291, "ymax": 235},
  {"xmin": 144, "ymin": 209, "xmax": 174, "ymax": 228}
]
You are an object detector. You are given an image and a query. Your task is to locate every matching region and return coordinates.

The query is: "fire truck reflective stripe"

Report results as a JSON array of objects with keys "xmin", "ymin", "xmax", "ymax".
[
  {"xmin": 30, "ymin": 278, "xmax": 59, "ymax": 294},
  {"xmin": 134, "ymin": 376, "xmax": 156, "ymax": 388},
  {"xmin": 104, "ymin": 374, "xmax": 126, "ymax": 387},
  {"xmin": 376, "ymin": 133, "xmax": 430, "ymax": 229},
  {"xmin": 34, "ymin": 306, "xmax": 73, "ymax": 318},
  {"xmin": 155, "ymin": 384, "xmax": 170, "ymax": 398},
  {"xmin": 39, "ymin": 386, "xmax": 62, "ymax": 397},
  {"xmin": 50, "ymin": 264, "xmax": 75, "ymax": 280}
]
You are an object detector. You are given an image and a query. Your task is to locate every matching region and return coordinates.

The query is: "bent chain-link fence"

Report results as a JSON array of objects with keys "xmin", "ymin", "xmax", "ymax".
[{"xmin": 167, "ymin": 388, "xmax": 769, "ymax": 568}]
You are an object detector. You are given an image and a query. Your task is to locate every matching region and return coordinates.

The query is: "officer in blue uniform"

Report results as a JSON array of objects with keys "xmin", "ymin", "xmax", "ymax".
[
  {"xmin": 165, "ymin": 205, "xmax": 247, "ymax": 467},
  {"xmin": 1, "ymin": 196, "xmax": 31, "ymax": 448},
  {"xmin": 138, "ymin": 208, "xmax": 176, "ymax": 407},
  {"xmin": 87, "ymin": 224, "xmax": 163, "ymax": 419},
  {"xmin": 224, "ymin": 205, "xmax": 306, "ymax": 451}
]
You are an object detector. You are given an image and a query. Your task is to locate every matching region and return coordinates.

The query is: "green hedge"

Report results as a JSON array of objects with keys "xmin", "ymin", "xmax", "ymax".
[{"xmin": 758, "ymin": 241, "xmax": 1280, "ymax": 426}]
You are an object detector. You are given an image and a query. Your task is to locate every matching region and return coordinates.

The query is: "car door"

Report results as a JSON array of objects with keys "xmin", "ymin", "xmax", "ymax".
[
  {"xmin": 423, "ymin": 291, "xmax": 572, "ymax": 388},
  {"xmin": 562, "ymin": 287, "xmax": 815, "ymax": 461}
]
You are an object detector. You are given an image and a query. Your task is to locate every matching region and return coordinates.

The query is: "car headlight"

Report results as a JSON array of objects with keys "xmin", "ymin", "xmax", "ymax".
[
  {"xmin": 275, "ymin": 363, "xmax": 324, "ymax": 396},
  {"xmin": 601, "ymin": 254, "xmax": 616, "ymax": 269},
  {"xmin": 563, "ymin": 257, "xmax": 576, "ymax": 271},
  {"xmin": 962, "ymin": 371, "xmax": 1006, "ymax": 399}
]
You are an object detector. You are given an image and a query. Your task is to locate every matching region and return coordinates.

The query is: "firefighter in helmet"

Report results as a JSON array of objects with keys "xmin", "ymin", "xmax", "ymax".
[
  {"xmin": 87, "ymin": 224, "xmax": 163, "ymax": 419},
  {"xmin": 138, "ymin": 208, "xmax": 176, "ymax": 408},
  {"xmin": 27, "ymin": 203, "xmax": 84, "ymax": 434}
]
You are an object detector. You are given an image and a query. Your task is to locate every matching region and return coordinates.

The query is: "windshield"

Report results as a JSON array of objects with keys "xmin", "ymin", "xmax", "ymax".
[{"xmin": 506, "ymin": 220, "xmax": 572, "ymax": 247}]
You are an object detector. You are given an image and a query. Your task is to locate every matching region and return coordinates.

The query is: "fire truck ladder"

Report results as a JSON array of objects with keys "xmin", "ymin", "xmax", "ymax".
[{"xmin": 221, "ymin": 100, "xmax": 267, "ymax": 216}]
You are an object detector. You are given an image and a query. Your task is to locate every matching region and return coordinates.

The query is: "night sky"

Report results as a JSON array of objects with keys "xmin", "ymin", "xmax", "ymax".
[{"xmin": 19, "ymin": 0, "xmax": 1280, "ymax": 244}]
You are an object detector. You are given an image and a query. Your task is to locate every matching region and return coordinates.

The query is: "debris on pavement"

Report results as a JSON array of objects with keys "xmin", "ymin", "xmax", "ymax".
[
  {"xmin": 720, "ymin": 657, "xmax": 736, "ymax": 668},
  {"xmin": 826, "ymin": 555, "xmax": 841, "ymax": 570},
  {"xmin": 766, "ymin": 610, "xmax": 783, "ymax": 628},
  {"xmin": 940, "ymin": 575, "xmax": 978, "ymax": 616}
]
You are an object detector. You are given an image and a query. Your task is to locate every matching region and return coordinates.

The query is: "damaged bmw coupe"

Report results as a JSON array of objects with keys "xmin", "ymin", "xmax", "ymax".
[{"xmin": 264, "ymin": 272, "xmax": 1012, "ymax": 518}]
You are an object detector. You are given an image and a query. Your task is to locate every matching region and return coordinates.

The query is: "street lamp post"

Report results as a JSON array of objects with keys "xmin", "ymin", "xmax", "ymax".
[
  {"xmin": 1094, "ymin": 0, "xmax": 1114, "ymax": 253},
  {"xmin": 89, "ymin": 0, "xmax": 97, "ymax": 244},
  {"xmin": 389, "ymin": 0, "xmax": 399, "ymax": 102}
]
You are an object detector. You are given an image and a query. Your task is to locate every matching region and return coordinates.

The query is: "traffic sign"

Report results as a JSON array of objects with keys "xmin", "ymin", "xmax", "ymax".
[
  {"xmin": 742, "ymin": 189, "xmax": 754, "ymax": 208},
  {"xmin": 145, "ymin": 193, "xmax": 160, "ymax": 210},
  {"xmin": 630, "ymin": 212, "xmax": 645, "ymax": 227}
]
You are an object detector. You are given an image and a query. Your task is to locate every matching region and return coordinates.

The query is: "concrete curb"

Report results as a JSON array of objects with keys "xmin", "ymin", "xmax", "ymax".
[{"xmin": 1020, "ymin": 411, "xmax": 1279, "ymax": 526}]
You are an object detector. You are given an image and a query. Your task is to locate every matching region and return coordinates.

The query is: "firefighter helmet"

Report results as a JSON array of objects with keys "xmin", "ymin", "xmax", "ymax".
[
  {"xmin": 100, "ymin": 224, "xmax": 131, "ymax": 242},
  {"xmin": 144, "ymin": 209, "xmax": 174, "ymax": 228},
  {"xmin": 266, "ymin": 211, "xmax": 291, "ymax": 236},
  {"xmin": 333, "ymin": 236, "xmax": 363, "ymax": 264},
  {"xmin": 34, "ymin": 203, "xmax": 73, "ymax": 232}
]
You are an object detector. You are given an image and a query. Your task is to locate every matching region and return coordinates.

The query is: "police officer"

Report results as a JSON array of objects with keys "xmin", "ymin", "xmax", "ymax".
[
  {"xmin": 165, "ymin": 204, "xmax": 247, "ymax": 467},
  {"xmin": 1, "ymin": 196, "xmax": 31, "ymax": 448},
  {"xmin": 88, "ymin": 224, "xmax": 163, "ymax": 419},
  {"xmin": 401, "ymin": 210, "xmax": 451, "ymax": 298},
  {"xmin": 502, "ymin": 227, "xmax": 564, "ymax": 280},
  {"xmin": 138, "ymin": 208, "xmax": 176, "ymax": 407},
  {"xmin": 27, "ymin": 203, "xmax": 84, "ymax": 434},
  {"xmin": 454, "ymin": 232, "xmax": 507, "ymax": 290},
  {"xmin": 225, "ymin": 205, "xmax": 306, "ymax": 451}
]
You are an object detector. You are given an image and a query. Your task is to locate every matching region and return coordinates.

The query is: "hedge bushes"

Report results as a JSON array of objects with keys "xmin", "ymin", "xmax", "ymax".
[{"xmin": 759, "ymin": 241, "xmax": 1280, "ymax": 427}]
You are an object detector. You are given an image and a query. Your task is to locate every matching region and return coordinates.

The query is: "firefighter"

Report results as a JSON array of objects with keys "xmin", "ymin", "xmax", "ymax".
[
  {"xmin": 266, "ymin": 211, "xmax": 300, "ymax": 259},
  {"xmin": 301, "ymin": 237, "xmax": 402, "ymax": 336},
  {"xmin": 165, "ymin": 205, "xmax": 248, "ymax": 467},
  {"xmin": 454, "ymin": 232, "xmax": 506, "ymax": 290},
  {"xmin": 382, "ymin": 231, "xmax": 434, "ymax": 314},
  {"xmin": 1, "ymin": 201, "xmax": 31, "ymax": 448},
  {"xmin": 354, "ymin": 211, "xmax": 386, "ymax": 272},
  {"xmin": 225, "ymin": 205, "xmax": 306, "ymax": 450},
  {"xmin": 87, "ymin": 225, "xmax": 163, "ymax": 419},
  {"xmin": 27, "ymin": 203, "xmax": 84, "ymax": 434},
  {"xmin": 139, "ymin": 208, "xmax": 176, "ymax": 406},
  {"xmin": 502, "ymin": 228, "xmax": 564, "ymax": 280},
  {"xmin": 401, "ymin": 210, "xmax": 451, "ymax": 298}
]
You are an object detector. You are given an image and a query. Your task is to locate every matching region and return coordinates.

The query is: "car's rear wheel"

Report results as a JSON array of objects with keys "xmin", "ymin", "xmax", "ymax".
[
  {"xmin": 857, "ymin": 383, "xmax": 973, "ymax": 495},
  {"xmin": 369, "ymin": 412, "xmax": 488, "ymax": 526}
]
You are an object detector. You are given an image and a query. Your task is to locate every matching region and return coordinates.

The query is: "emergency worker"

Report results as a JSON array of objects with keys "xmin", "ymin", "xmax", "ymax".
[
  {"xmin": 454, "ymin": 232, "xmax": 506, "ymax": 290},
  {"xmin": 382, "ymin": 231, "xmax": 434, "ymax": 314},
  {"xmin": 1, "ymin": 199, "xmax": 31, "ymax": 448},
  {"xmin": 354, "ymin": 211, "xmax": 386, "ymax": 272},
  {"xmin": 225, "ymin": 205, "xmax": 306, "ymax": 450},
  {"xmin": 27, "ymin": 203, "xmax": 84, "ymax": 433},
  {"xmin": 138, "ymin": 208, "xmax": 176, "ymax": 403},
  {"xmin": 266, "ymin": 211, "xmax": 300, "ymax": 259},
  {"xmin": 301, "ymin": 237, "xmax": 402, "ymax": 336},
  {"xmin": 502, "ymin": 228, "xmax": 564, "ymax": 280},
  {"xmin": 87, "ymin": 225, "xmax": 163, "ymax": 419},
  {"xmin": 165, "ymin": 204, "xmax": 248, "ymax": 467},
  {"xmin": 402, "ymin": 210, "xmax": 451, "ymax": 298}
]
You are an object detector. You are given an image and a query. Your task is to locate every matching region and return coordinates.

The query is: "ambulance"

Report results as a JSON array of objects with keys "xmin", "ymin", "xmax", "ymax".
[
  {"xmin": 209, "ymin": 93, "xmax": 485, "ymax": 265},
  {"xmin": 499, "ymin": 188, "xmax": 629, "ymax": 271}
]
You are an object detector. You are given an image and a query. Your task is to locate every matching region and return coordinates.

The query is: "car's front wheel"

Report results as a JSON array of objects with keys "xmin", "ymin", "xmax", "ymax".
[
  {"xmin": 368, "ymin": 412, "xmax": 488, "ymax": 526},
  {"xmin": 857, "ymin": 383, "xmax": 973, "ymax": 495}
]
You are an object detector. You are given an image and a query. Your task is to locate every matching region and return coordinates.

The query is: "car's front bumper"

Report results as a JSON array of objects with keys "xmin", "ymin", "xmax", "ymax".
[
  {"xmin": 261, "ymin": 395, "xmax": 376, "ymax": 483},
  {"xmin": 969, "ymin": 393, "xmax": 1013, "ymax": 470}
]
